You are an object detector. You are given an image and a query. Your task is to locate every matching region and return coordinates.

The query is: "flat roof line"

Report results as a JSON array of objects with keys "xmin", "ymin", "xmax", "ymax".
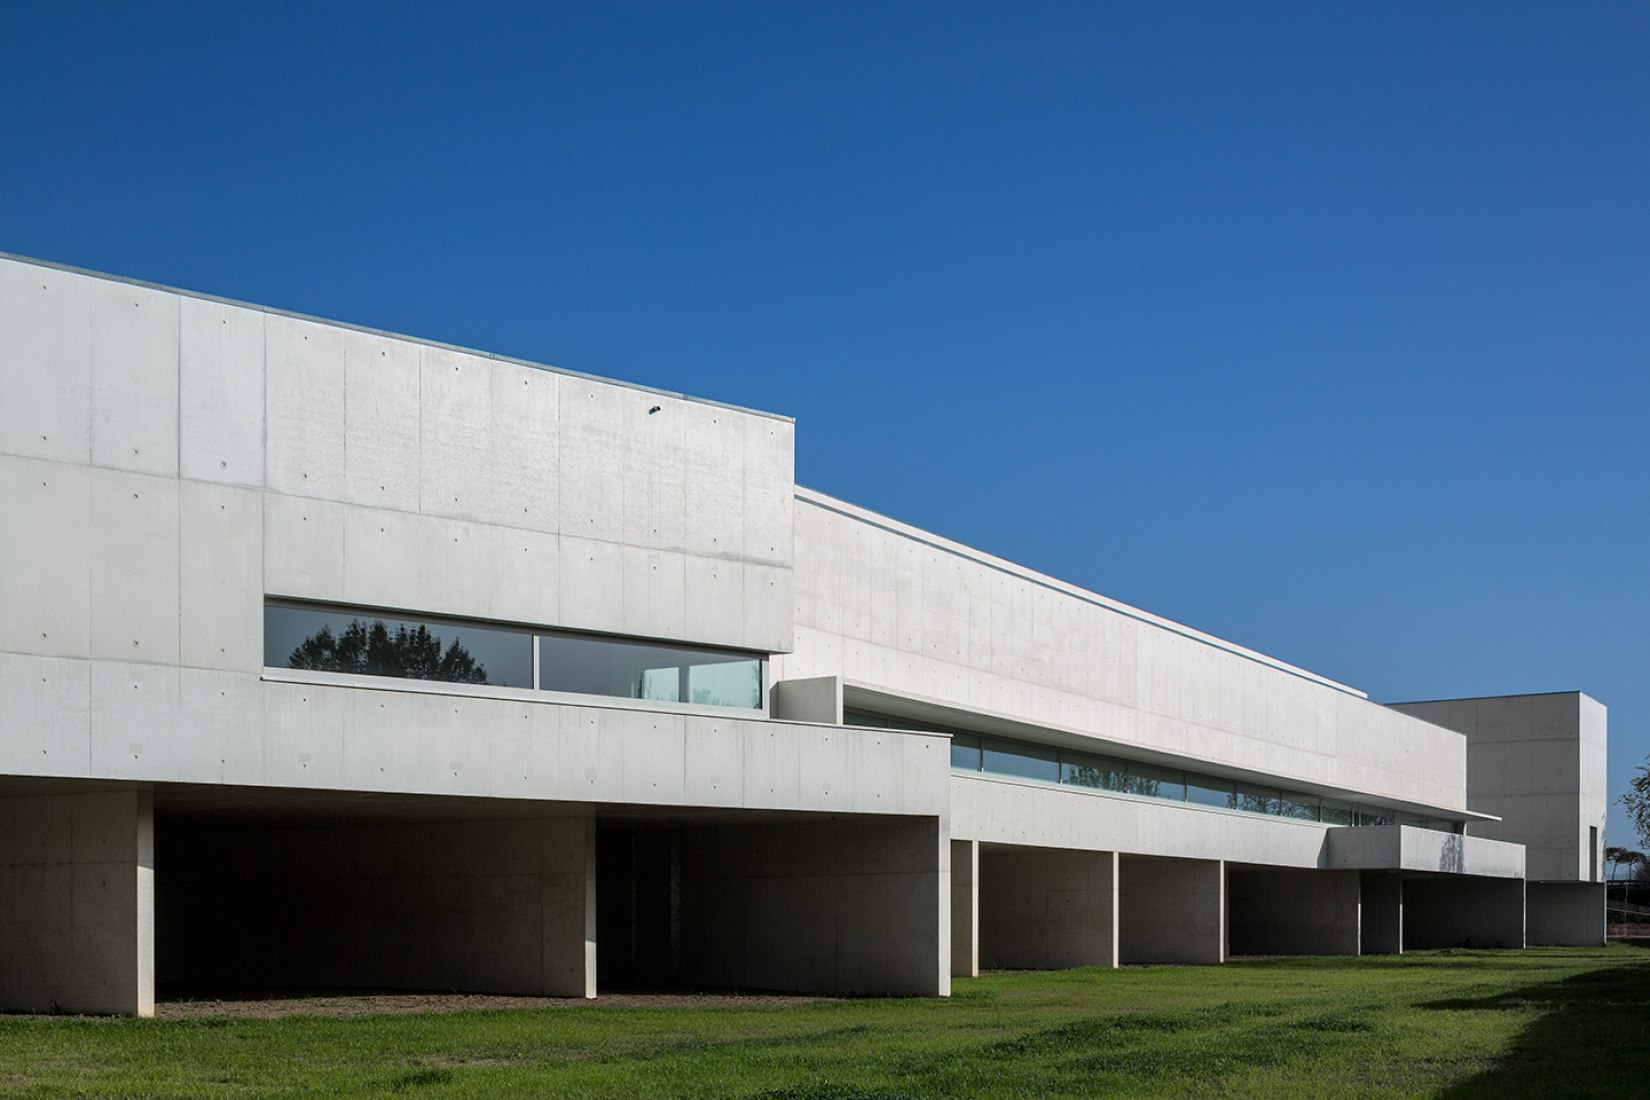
[
  {"xmin": 797, "ymin": 486, "xmax": 1368, "ymax": 698},
  {"xmin": 0, "ymin": 251, "xmax": 794, "ymax": 425}
]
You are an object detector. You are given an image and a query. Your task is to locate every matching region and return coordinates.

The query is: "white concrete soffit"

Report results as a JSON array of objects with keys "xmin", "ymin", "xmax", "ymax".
[
  {"xmin": 796, "ymin": 487, "xmax": 1368, "ymax": 699},
  {"xmin": 0, "ymin": 251, "xmax": 793, "ymax": 425}
]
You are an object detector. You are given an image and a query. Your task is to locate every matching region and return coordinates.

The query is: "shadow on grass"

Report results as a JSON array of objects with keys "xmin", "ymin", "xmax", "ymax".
[{"xmin": 1424, "ymin": 961, "xmax": 1650, "ymax": 1099}]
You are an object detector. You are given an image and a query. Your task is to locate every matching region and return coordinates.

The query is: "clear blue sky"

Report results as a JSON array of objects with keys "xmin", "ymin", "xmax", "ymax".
[{"xmin": 4, "ymin": 2, "xmax": 1646, "ymax": 843}]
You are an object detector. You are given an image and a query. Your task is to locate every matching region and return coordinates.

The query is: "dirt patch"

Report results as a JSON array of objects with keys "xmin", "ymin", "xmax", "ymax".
[{"xmin": 152, "ymin": 989, "xmax": 831, "ymax": 1020}]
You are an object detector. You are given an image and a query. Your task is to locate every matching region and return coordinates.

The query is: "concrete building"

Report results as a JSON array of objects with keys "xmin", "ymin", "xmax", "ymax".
[{"xmin": 0, "ymin": 253, "xmax": 1607, "ymax": 1016}]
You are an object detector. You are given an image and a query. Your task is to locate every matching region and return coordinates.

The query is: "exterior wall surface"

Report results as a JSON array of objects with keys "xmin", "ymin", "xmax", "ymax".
[
  {"xmin": 783, "ymin": 491, "xmax": 1470, "ymax": 814},
  {"xmin": 1227, "ymin": 868, "xmax": 1360, "ymax": 956},
  {"xmin": 1526, "ymin": 882, "xmax": 1606, "ymax": 947},
  {"xmin": 978, "ymin": 846, "xmax": 1117, "ymax": 970},
  {"xmin": 1388, "ymin": 693, "xmax": 1606, "ymax": 884}
]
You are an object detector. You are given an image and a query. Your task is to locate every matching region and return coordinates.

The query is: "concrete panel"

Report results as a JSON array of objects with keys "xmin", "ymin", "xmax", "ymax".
[
  {"xmin": 0, "ymin": 455, "xmax": 90, "ymax": 658},
  {"xmin": 771, "ymin": 676, "xmax": 842, "ymax": 725},
  {"xmin": 0, "ymin": 653, "xmax": 92, "ymax": 777},
  {"xmin": 0, "ymin": 790, "xmax": 153, "ymax": 1016},
  {"xmin": 742, "ymin": 415, "xmax": 794, "ymax": 567},
  {"xmin": 557, "ymin": 376, "xmax": 628, "ymax": 545},
  {"xmin": 1527, "ymin": 881, "xmax": 1605, "ymax": 946},
  {"xmin": 621, "ymin": 393, "xmax": 687, "ymax": 552},
  {"xmin": 179, "ymin": 667, "xmax": 265, "ymax": 783},
  {"xmin": 1360, "ymin": 872, "xmax": 1403, "ymax": 955},
  {"xmin": 1118, "ymin": 855, "xmax": 1225, "ymax": 965},
  {"xmin": 179, "ymin": 481, "xmax": 264, "ymax": 672},
  {"xmin": 679, "ymin": 402, "xmax": 745, "ymax": 559},
  {"xmin": 263, "ymin": 493, "xmax": 346, "ymax": 602},
  {"xmin": 1227, "ymin": 868, "xmax": 1360, "ymax": 956},
  {"xmin": 89, "ymin": 469, "xmax": 180, "ymax": 664},
  {"xmin": 980, "ymin": 846, "xmax": 1117, "ymax": 970},
  {"xmin": 620, "ymin": 545, "xmax": 685, "ymax": 641},
  {"xmin": 89, "ymin": 277, "xmax": 178, "ymax": 476},
  {"xmin": 179, "ymin": 295, "xmax": 264, "ymax": 487},
  {"xmin": 557, "ymin": 534, "xmax": 625, "ymax": 634},
  {"xmin": 1403, "ymin": 876, "xmax": 1524, "ymax": 950},
  {"xmin": 0, "ymin": 258, "xmax": 92, "ymax": 464},
  {"xmin": 89, "ymin": 661, "xmax": 188, "ymax": 781},
  {"xmin": 951, "ymin": 838, "xmax": 978, "ymax": 977},
  {"xmin": 342, "ymin": 328, "xmax": 421, "ymax": 512},
  {"xmin": 265, "ymin": 313, "xmax": 346, "ymax": 500},
  {"xmin": 418, "ymin": 346, "xmax": 493, "ymax": 523},
  {"xmin": 487, "ymin": 361, "xmax": 560, "ymax": 532},
  {"xmin": 684, "ymin": 553, "xmax": 744, "ymax": 649}
]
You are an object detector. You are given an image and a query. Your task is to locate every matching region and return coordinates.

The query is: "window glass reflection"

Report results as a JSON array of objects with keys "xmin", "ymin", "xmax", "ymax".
[
  {"xmin": 265, "ymin": 604, "xmax": 532, "ymax": 687},
  {"xmin": 538, "ymin": 632, "xmax": 761, "ymax": 710}
]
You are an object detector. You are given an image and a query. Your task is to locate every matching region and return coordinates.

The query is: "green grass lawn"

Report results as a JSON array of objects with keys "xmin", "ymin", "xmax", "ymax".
[{"xmin": 3, "ymin": 946, "xmax": 1647, "ymax": 1099}]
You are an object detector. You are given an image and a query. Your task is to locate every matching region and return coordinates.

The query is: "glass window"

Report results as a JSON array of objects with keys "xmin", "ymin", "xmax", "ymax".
[
  {"xmin": 538, "ymin": 632, "xmax": 761, "ymax": 710},
  {"xmin": 1186, "ymin": 778, "xmax": 1236, "ymax": 809},
  {"xmin": 982, "ymin": 739, "xmax": 1060, "ymax": 783},
  {"xmin": 951, "ymin": 733, "xmax": 983, "ymax": 771},
  {"xmin": 1319, "ymin": 800, "xmax": 1355, "ymax": 826},
  {"xmin": 1236, "ymin": 786, "xmax": 1281, "ymax": 815},
  {"xmin": 1278, "ymin": 793, "xmax": 1319, "ymax": 820},
  {"xmin": 265, "ymin": 604, "xmax": 532, "ymax": 688},
  {"xmin": 1356, "ymin": 806, "xmax": 1395, "ymax": 827},
  {"xmin": 1063, "ymin": 755, "xmax": 1127, "ymax": 791},
  {"xmin": 1127, "ymin": 764, "xmax": 1186, "ymax": 801}
]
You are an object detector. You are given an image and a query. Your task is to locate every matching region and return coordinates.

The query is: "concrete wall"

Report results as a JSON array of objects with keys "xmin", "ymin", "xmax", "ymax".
[
  {"xmin": 1359, "ymin": 872, "xmax": 1403, "ymax": 955},
  {"xmin": 1118, "ymin": 856, "xmax": 1225, "ymax": 964},
  {"xmin": 1327, "ymin": 824, "xmax": 1525, "ymax": 879},
  {"xmin": 979, "ymin": 846, "xmax": 1117, "ymax": 970},
  {"xmin": 1227, "ymin": 868, "xmax": 1360, "ymax": 956},
  {"xmin": 0, "ymin": 790, "xmax": 154, "ymax": 1015},
  {"xmin": 159, "ymin": 814, "xmax": 595, "ymax": 997},
  {"xmin": 951, "ymin": 839, "xmax": 977, "ymax": 977},
  {"xmin": 0, "ymin": 662, "xmax": 950, "ymax": 818},
  {"xmin": 1527, "ymin": 881, "xmax": 1605, "ymax": 947},
  {"xmin": 782, "ymin": 490, "xmax": 1470, "ymax": 815},
  {"xmin": 1403, "ymin": 876, "xmax": 1525, "ymax": 950},
  {"xmin": 1389, "ymin": 693, "xmax": 1606, "ymax": 883},
  {"xmin": 952, "ymin": 773, "xmax": 1334, "ymax": 869},
  {"xmin": 0, "ymin": 255, "xmax": 795, "ymax": 667},
  {"xmin": 600, "ymin": 815, "xmax": 948, "ymax": 996}
]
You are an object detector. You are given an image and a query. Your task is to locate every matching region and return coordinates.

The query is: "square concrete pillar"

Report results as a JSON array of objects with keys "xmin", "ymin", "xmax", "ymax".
[
  {"xmin": 1403, "ymin": 875, "xmax": 1525, "ymax": 950},
  {"xmin": 1, "ymin": 790, "xmax": 155, "ymax": 1016},
  {"xmin": 1359, "ymin": 871, "xmax": 1403, "ymax": 955},
  {"xmin": 1527, "ymin": 881, "xmax": 1605, "ymax": 946},
  {"xmin": 979, "ymin": 846, "xmax": 1117, "ymax": 970},
  {"xmin": 951, "ymin": 839, "xmax": 978, "ymax": 978},
  {"xmin": 1118, "ymin": 855, "xmax": 1225, "ymax": 965},
  {"xmin": 1227, "ymin": 868, "xmax": 1361, "ymax": 956}
]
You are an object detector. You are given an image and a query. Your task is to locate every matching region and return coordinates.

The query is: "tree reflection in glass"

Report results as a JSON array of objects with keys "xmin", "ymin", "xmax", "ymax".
[{"xmin": 287, "ymin": 619, "xmax": 489, "ymax": 684}]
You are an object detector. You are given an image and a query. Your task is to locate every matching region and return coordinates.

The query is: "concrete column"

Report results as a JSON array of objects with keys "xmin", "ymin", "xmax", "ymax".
[
  {"xmin": 0, "ymin": 790, "xmax": 155, "ymax": 1016},
  {"xmin": 1527, "ymin": 882, "xmax": 1606, "ymax": 946},
  {"xmin": 1359, "ymin": 871, "xmax": 1403, "ymax": 955},
  {"xmin": 1227, "ymin": 869, "xmax": 1361, "ymax": 956},
  {"xmin": 950, "ymin": 839, "xmax": 978, "ymax": 978},
  {"xmin": 1118, "ymin": 855, "xmax": 1225, "ymax": 965},
  {"xmin": 1403, "ymin": 875, "xmax": 1525, "ymax": 949},
  {"xmin": 979, "ymin": 847, "xmax": 1117, "ymax": 970}
]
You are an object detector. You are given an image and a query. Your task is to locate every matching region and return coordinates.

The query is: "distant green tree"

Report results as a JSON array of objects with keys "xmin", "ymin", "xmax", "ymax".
[
  {"xmin": 1622, "ymin": 761, "xmax": 1650, "ymax": 849},
  {"xmin": 288, "ymin": 619, "xmax": 488, "ymax": 684},
  {"xmin": 1605, "ymin": 846, "xmax": 1645, "ymax": 882}
]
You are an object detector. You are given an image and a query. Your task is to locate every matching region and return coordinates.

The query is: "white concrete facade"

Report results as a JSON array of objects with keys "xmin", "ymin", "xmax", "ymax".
[{"xmin": 0, "ymin": 253, "xmax": 1607, "ymax": 1014}]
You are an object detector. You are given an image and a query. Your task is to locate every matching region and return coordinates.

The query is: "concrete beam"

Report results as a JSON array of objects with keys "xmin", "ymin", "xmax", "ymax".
[
  {"xmin": 1227, "ymin": 868, "xmax": 1360, "ymax": 956},
  {"xmin": 0, "ymin": 790, "xmax": 154, "ymax": 1015},
  {"xmin": 1118, "ymin": 855, "xmax": 1225, "ymax": 965},
  {"xmin": 979, "ymin": 846, "xmax": 1117, "ymax": 970}
]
